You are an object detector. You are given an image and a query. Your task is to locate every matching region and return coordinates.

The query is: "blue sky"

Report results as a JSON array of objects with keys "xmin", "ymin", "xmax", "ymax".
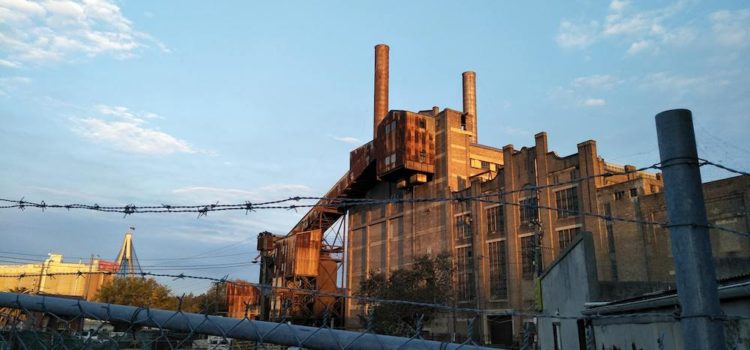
[{"xmin": 1, "ymin": 0, "xmax": 748, "ymax": 294}]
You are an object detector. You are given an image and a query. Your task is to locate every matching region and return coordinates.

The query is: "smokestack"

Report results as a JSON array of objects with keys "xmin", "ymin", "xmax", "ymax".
[
  {"xmin": 462, "ymin": 71, "xmax": 476, "ymax": 119},
  {"xmin": 374, "ymin": 44, "xmax": 389, "ymax": 137}
]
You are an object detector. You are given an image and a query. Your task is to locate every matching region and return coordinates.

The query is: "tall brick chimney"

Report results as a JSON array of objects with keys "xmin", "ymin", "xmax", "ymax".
[
  {"xmin": 462, "ymin": 71, "xmax": 476, "ymax": 119},
  {"xmin": 462, "ymin": 71, "xmax": 478, "ymax": 140},
  {"xmin": 374, "ymin": 44, "xmax": 389, "ymax": 137}
]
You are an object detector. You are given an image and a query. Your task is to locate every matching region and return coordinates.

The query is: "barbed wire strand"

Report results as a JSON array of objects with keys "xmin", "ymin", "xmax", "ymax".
[
  {"xmin": 699, "ymin": 158, "xmax": 750, "ymax": 176},
  {"xmin": 2, "ymin": 188, "xmax": 747, "ymax": 238},
  {"xmin": 0, "ymin": 271, "xmax": 749, "ymax": 323}
]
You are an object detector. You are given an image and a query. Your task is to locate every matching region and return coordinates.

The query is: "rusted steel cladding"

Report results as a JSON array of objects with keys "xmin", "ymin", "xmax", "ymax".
[{"xmin": 375, "ymin": 111, "xmax": 436, "ymax": 180}]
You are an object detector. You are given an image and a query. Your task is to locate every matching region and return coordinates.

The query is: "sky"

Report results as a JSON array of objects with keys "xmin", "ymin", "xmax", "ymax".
[{"xmin": 1, "ymin": 0, "xmax": 749, "ymax": 294}]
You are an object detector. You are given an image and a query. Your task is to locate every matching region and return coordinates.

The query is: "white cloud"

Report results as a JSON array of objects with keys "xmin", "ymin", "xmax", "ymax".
[
  {"xmin": 609, "ymin": 0, "xmax": 628, "ymax": 12},
  {"xmin": 0, "ymin": 76, "xmax": 31, "ymax": 96},
  {"xmin": 627, "ymin": 40, "xmax": 651, "ymax": 55},
  {"xmin": 710, "ymin": 9, "xmax": 750, "ymax": 47},
  {"xmin": 583, "ymin": 98, "xmax": 606, "ymax": 107},
  {"xmin": 172, "ymin": 184, "xmax": 313, "ymax": 203},
  {"xmin": 70, "ymin": 104, "xmax": 195, "ymax": 155},
  {"xmin": 551, "ymin": 75, "xmax": 619, "ymax": 108},
  {"xmin": 556, "ymin": 21, "xmax": 599, "ymax": 48},
  {"xmin": 173, "ymin": 187, "xmax": 258, "ymax": 198},
  {"xmin": 71, "ymin": 117, "xmax": 194, "ymax": 155},
  {"xmin": 642, "ymin": 72, "xmax": 701, "ymax": 90},
  {"xmin": 333, "ymin": 136, "xmax": 362, "ymax": 144},
  {"xmin": 0, "ymin": 0, "xmax": 168, "ymax": 65},
  {"xmin": 0, "ymin": 58, "xmax": 20, "ymax": 68},
  {"xmin": 572, "ymin": 74, "xmax": 620, "ymax": 89},
  {"xmin": 639, "ymin": 71, "xmax": 732, "ymax": 99},
  {"xmin": 556, "ymin": 1, "xmax": 694, "ymax": 54},
  {"xmin": 94, "ymin": 104, "xmax": 160, "ymax": 123}
]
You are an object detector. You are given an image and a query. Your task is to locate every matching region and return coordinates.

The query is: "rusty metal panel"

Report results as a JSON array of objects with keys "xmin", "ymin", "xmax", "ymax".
[
  {"xmin": 226, "ymin": 282, "xmax": 259, "ymax": 319},
  {"xmin": 293, "ymin": 229, "xmax": 322, "ymax": 276},
  {"xmin": 313, "ymin": 256, "xmax": 340, "ymax": 315},
  {"xmin": 257, "ymin": 232, "xmax": 275, "ymax": 251},
  {"xmin": 274, "ymin": 235, "xmax": 293, "ymax": 278},
  {"xmin": 274, "ymin": 230, "xmax": 322, "ymax": 278},
  {"xmin": 350, "ymin": 141, "xmax": 375, "ymax": 180},
  {"xmin": 375, "ymin": 111, "xmax": 435, "ymax": 180}
]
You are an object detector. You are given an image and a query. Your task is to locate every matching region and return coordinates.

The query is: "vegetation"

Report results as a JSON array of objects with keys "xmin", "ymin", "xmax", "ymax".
[
  {"xmin": 357, "ymin": 253, "xmax": 453, "ymax": 336},
  {"xmin": 96, "ymin": 277, "xmax": 174, "ymax": 309},
  {"xmin": 96, "ymin": 278, "xmax": 232, "ymax": 315}
]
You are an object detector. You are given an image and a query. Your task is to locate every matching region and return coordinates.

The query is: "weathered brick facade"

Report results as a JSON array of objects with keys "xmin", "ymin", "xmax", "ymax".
[{"xmin": 315, "ymin": 44, "xmax": 750, "ymax": 346}]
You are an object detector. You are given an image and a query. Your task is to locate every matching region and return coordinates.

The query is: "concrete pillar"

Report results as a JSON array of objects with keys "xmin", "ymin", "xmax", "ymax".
[
  {"xmin": 656, "ymin": 109, "xmax": 725, "ymax": 349},
  {"xmin": 374, "ymin": 44, "xmax": 389, "ymax": 137},
  {"xmin": 534, "ymin": 132, "xmax": 553, "ymax": 267},
  {"xmin": 502, "ymin": 144, "xmax": 524, "ymax": 337}
]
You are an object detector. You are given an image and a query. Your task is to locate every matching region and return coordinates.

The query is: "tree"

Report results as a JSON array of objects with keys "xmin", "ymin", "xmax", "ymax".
[
  {"xmin": 96, "ymin": 277, "xmax": 174, "ymax": 310},
  {"xmin": 357, "ymin": 253, "xmax": 453, "ymax": 336},
  {"xmin": 179, "ymin": 281, "xmax": 229, "ymax": 315}
]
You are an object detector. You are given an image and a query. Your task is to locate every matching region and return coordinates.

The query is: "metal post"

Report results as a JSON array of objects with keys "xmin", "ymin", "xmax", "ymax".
[
  {"xmin": 655, "ymin": 109, "xmax": 725, "ymax": 349},
  {"xmin": 532, "ymin": 220, "xmax": 543, "ymax": 278}
]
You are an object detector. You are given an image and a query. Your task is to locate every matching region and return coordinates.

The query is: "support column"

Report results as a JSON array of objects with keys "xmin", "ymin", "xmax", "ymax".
[{"xmin": 655, "ymin": 108, "xmax": 725, "ymax": 349}]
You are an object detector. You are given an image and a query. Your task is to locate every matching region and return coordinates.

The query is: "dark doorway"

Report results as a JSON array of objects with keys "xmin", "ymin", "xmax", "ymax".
[{"xmin": 487, "ymin": 315, "xmax": 513, "ymax": 347}]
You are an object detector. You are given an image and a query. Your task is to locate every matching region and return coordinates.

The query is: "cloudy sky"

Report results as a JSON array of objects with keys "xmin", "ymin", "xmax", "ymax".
[{"xmin": 1, "ymin": 0, "xmax": 748, "ymax": 293}]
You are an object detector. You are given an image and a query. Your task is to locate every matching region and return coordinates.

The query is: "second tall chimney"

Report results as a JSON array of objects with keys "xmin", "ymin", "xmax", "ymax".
[
  {"xmin": 374, "ymin": 44, "xmax": 389, "ymax": 137},
  {"xmin": 462, "ymin": 71, "xmax": 477, "ymax": 119},
  {"xmin": 462, "ymin": 71, "xmax": 477, "ymax": 140}
]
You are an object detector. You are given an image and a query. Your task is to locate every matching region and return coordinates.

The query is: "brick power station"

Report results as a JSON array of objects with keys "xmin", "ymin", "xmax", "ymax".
[{"xmin": 253, "ymin": 44, "xmax": 750, "ymax": 346}]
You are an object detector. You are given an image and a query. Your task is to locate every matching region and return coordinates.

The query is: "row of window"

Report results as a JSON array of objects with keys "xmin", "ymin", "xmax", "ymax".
[
  {"xmin": 456, "ymin": 246, "xmax": 475, "ymax": 301},
  {"xmin": 469, "ymin": 158, "xmax": 500, "ymax": 171},
  {"xmin": 614, "ymin": 188, "xmax": 639, "ymax": 200},
  {"xmin": 456, "ymin": 226, "xmax": 583, "ymax": 301},
  {"xmin": 458, "ymin": 241, "xmax": 508, "ymax": 301},
  {"xmin": 456, "ymin": 186, "xmax": 581, "ymax": 238}
]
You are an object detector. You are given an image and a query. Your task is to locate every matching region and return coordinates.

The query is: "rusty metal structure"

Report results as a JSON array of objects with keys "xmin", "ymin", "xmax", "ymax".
[
  {"xmin": 257, "ymin": 43, "xmax": 449, "ymax": 327},
  {"xmin": 254, "ymin": 44, "xmax": 397, "ymax": 326},
  {"xmin": 226, "ymin": 281, "xmax": 260, "ymax": 319}
]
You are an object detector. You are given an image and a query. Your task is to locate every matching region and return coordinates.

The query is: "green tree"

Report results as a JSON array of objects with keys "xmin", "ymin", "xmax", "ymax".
[
  {"xmin": 96, "ymin": 277, "xmax": 174, "ymax": 309},
  {"xmin": 357, "ymin": 253, "xmax": 453, "ymax": 336},
  {"xmin": 179, "ymin": 281, "xmax": 229, "ymax": 315}
]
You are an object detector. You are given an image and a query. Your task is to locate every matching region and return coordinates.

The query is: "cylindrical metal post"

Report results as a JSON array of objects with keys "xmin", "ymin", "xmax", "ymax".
[{"xmin": 655, "ymin": 109, "xmax": 725, "ymax": 349}]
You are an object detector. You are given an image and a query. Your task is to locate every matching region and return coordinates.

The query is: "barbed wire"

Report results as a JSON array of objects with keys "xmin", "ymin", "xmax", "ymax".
[
  {"xmin": 0, "ymin": 158, "xmax": 747, "ymax": 262},
  {"xmin": 1, "ymin": 161, "xmax": 664, "ymax": 214},
  {"xmin": 0, "ymin": 271, "xmax": 748, "ymax": 322},
  {"xmin": 5, "ymin": 190, "xmax": 747, "ymax": 238},
  {"xmin": 699, "ymin": 158, "xmax": 750, "ymax": 176}
]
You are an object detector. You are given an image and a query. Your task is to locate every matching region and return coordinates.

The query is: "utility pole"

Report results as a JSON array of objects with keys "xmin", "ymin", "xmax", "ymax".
[
  {"xmin": 531, "ymin": 219, "xmax": 544, "ymax": 278},
  {"xmin": 655, "ymin": 109, "xmax": 725, "ymax": 349}
]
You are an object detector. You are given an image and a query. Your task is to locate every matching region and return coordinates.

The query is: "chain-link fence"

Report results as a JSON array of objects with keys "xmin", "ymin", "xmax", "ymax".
[{"xmin": 0, "ymin": 292, "xmax": 499, "ymax": 350}]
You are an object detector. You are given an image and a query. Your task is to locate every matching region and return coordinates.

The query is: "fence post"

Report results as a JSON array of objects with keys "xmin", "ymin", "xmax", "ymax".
[{"xmin": 655, "ymin": 109, "xmax": 725, "ymax": 349}]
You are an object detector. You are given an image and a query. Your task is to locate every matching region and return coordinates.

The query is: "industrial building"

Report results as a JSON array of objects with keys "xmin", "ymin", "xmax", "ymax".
[
  {"xmin": 263, "ymin": 44, "xmax": 750, "ymax": 346},
  {"xmin": 0, "ymin": 253, "xmax": 115, "ymax": 301},
  {"xmin": 0, "ymin": 229, "xmax": 144, "ymax": 301}
]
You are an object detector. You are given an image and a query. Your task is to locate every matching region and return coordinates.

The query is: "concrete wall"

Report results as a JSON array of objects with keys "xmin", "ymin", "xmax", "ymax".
[
  {"xmin": 593, "ymin": 322, "xmax": 684, "ymax": 349},
  {"xmin": 592, "ymin": 298, "xmax": 750, "ymax": 350},
  {"xmin": 538, "ymin": 232, "xmax": 598, "ymax": 350}
]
